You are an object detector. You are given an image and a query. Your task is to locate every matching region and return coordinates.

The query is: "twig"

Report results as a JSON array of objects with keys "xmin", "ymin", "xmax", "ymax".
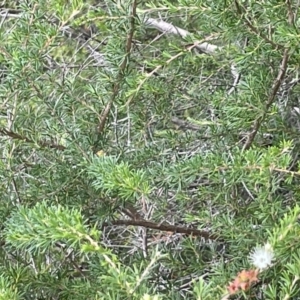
[
  {"xmin": 0, "ymin": 128, "xmax": 66, "ymax": 151},
  {"xmin": 102, "ymin": 219, "xmax": 220, "ymax": 241},
  {"xmin": 96, "ymin": 0, "xmax": 138, "ymax": 133},
  {"xmin": 243, "ymin": 49, "xmax": 289, "ymax": 150}
]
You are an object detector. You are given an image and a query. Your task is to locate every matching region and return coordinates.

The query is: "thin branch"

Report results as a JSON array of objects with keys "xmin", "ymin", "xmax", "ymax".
[
  {"xmin": 0, "ymin": 128, "xmax": 66, "ymax": 151},
  {"xmin": 243, "ymin": 49, "xmax": 289, "ymax": 150},
  {"xmin": 96, "ymin": 0, "xmax": 138, "ymax": 133},
  {"xmin": 102, "ymin": 219, "xmax": 220, "ymax": 241},
  {"xmin": 11, "ymin": 178, "xmax": 22, "ymax": 204}
]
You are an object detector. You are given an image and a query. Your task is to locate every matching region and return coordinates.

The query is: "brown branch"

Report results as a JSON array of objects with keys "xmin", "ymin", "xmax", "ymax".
[
  {"xmin": 96, "ymin": 0, "xmax": 138, "ymax": 133},
  {"xmin": 0, "ymin": 128, "xmax": 66, "ymax": 151},
  {"xmin": 243, "ymin": 18, "xmax": 283, "ymax": 50},
  {"xmin": 243, "ymin": 49, "xmax": 289, "ymax": 150},
  {"xmin": 102, "ymin": 219, "xmax": 220, "ymax": 241}
]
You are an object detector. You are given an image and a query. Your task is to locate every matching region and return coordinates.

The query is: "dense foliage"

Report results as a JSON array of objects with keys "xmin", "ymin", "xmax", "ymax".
[{"xmin": 1, "ymin": 0, "xmax": 300, "ymax": 299}]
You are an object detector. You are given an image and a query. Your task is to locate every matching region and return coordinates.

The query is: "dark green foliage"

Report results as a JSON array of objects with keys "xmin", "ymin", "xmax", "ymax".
[{"xmin": 1, "ymin": 0, "xmax": 300, "ymax": 299}]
